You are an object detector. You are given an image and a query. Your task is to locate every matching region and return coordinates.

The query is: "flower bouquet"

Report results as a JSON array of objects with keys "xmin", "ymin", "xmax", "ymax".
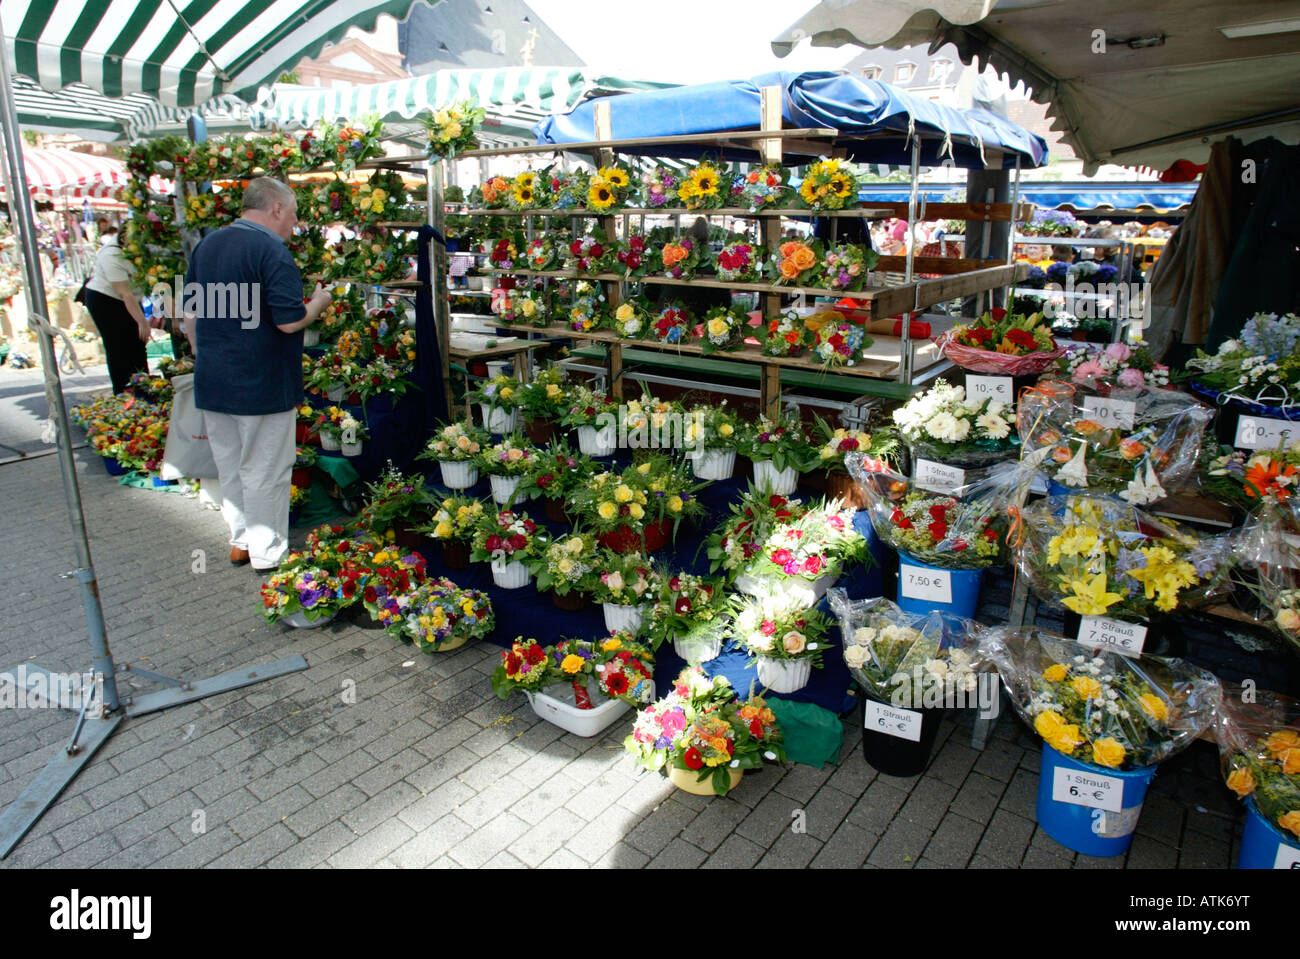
[
  {"xmin": 562, "ymin": 229, "xmax": 618, "ymax": 274},
  {"xmin": 610, "ymin": 298, "xmax": 653, "ymax": 339},
  {"xmin": 1060, "ymin": 341, "xmax": 1171, "ymax": 389},
  {"xmin": 516, "ymin": 367, "xmax": 569, "ymax": 441},
  {"xmin": 731, "ymin": 592, "xmax": 832, "ymax": 692},
  {"xmin": 706, "ymin": 487, "xmax": 809, "ymax": 579},
  {"xmin": 491, "ymin": 638, "xmax": 554, "ymax": 699},
  {"xmin": 651, "ymin": 237, "xmax": 708, "ymax": 280},
  {"xmin": 592, "ymin": 632, "xmax": 657, "ymax": 705},
  {"xmin": 503, "ymin": 170, "xmax": 549, "ymax": 211},
  {"xmin": 470, "ymin": 509, "xmax": 548, "ymax": 588},
  {"xmin": 616, "ymin": 233, "xmax": 651, "ymax": 279},
  {"xmin": 684, "ymin": 402, "xmax": 742, "ymax": 480},
  {"xmin": 488, "ymin": 235, "xmax": 520, "ymax": 270},
  {"xmin": 1185, "ymin": 312, "xmax": 1300, "ymax": 408},
  {"xmin": 811, "ymin": 415, "xmax": 898, "ymax": 498},
  {"xmin": 760, "ymin": 310, "xmax": 812, "ymax": 357},
  {"xmin": 735, "ymin": 499, "xmax": 863, "ymax": 604},
  {"xmin": 677, "ymin": 159, "xmax": 730, "ymax": 210},
  {"xmin": 261, "ymin": 562, "xmax": 352, "ymax": 628},
  {"xmin": 808, "ymin": 313, "xmax": 870, "ymax": 368},
  {"xmin": 652, "ymin": 305, "xmax": 695, "ymax": 346},
  {"xmin": 493, "ymin": 286, "xmax": 550, "ymax": 327},
  {"xmin": 475, "ymin": 175, "xmax": 511, "ymax": 209},
  {"xmin": 474, "ymin": 434, "xmax": 540, "ymax": 505},
  {"xmin": 572, "ymin": 457, "xmax": 703, "ymax": 553},
  {"xmin": 1018, "ymin": 379, "xmax": 1213, "ymax": 503},
  {"xmin": 1216, "ymin": 689, "xmax": 1300, "ymax": 863},
  {"xmin": 468, "ymin": 374, "xmax": 523, "ymax": 434},
  {"xmin": 738, "ymin": 411, "xmax": 818, "ymax": 493},
  {"xmin": 515, "ymin": 439, "xmax": 595, "ymax": 522},
  {"xmin": 524, "ymin": 236, "xmax": 558, "ymax": 271},
  {"xmin": 640, "ymin": 167, "xmax": 681, "ymax": 208},
  {"xmin": 583, "ymin": 164, "xmax": 636, "ymax": 212},
  {"xmin": 715, "ymin": 242, "xmax": 764, "ymax": 283},
  {"xmin": 797, "ymin": 158, "xmax": 862, "ymax": 211},
  {"xmin": 359, "ymin": 547, "xmax": 428, "ymax": 633},
  {"xmin": 558, "ymin": 384, "xmax": 618, "ymax": 456},
  {"xmin": 530, "ymin": 532, "xmax": 601, "ymax": 609},
  {"xmin": 625, "ymin": 668, "xmax": 783, "ymax": 796},
  {"xmin": 417, "ymin": 495, "xmax": 487, "ymax": 569},
  {"xmin": 737, "ymin": 163, "xmax": 793, "ymax": 211},
  {"xmin": 698, "ymin": 305, "xmax": 750, "ymax": 356},
  {"xmin": 937, "ymin": 307, "xmax": 1064, "ymax": 375},
  {"xmin": 986, "ymin": 624, "xmax": 1218, "ymax": 855},
  {"xmin": 646, "ymin": 571, "xmax": 728, "ymax": 660},
  {"xmin": 1015, "ymin": 493, "xmax": 1214, "ymax": 624},
  {"xmin": 768, "ymin": 238, "xmax": 821, "ymax": 286},
  {"xmin": 893, "ymin": 380, "xmax": 1018, "ymax": 471},
  {"xmin": 819, "ymin": 244, "xmax": 877, "ymax": 293},
  {"xmin": 593, "ymin": 550, "xmax": 662, "ymax": 635},
  {"xmin": 566, "ymin": 290, "xmax": 608, "ymax": 334},
  {"xmin": 1205, "ymin": 441, "xmax": 1300, "ymax": 513},
  {"xmin": 397, "ymin": 578, "xmax": 494, "ymax": 652},
  {"xmin": 354, "ymin": 465, "xmax": 433, "ymax": 544},
  {"xmin": 420, "ymin": 420, "xmax": 490, "ymax": 489},
  {"xmin": 423, "ymin": 101, "xmax": 487, "ymax": 160},
  {"xmin": 349, "ymin": 171, "xmax": 408, "ymax": 223}
]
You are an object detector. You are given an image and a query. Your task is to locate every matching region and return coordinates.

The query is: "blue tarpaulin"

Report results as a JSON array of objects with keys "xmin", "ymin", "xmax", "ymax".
[
  {"xmin": 855, "ymin": 182, "xmax": 1197, "ymax": 215},
  {"xmin": 532, "ymin": 71, "xmax": 1049, "ymax": 170}
]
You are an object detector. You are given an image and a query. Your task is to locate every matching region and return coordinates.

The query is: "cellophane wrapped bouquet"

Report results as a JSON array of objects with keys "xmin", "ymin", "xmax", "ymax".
[{"xmin": 1216, "ymin": 687, "xmax": 1300, "ymax": 843}]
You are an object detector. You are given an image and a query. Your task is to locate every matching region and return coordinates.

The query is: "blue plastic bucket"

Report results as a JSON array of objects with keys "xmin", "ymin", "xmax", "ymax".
[
  {"xmin": 895, "ymin": 553, "xmax": 982, "ymax": 618},
  {"xmin": 102, "ymin": 456, "xmax": 129, "ymax": 476},
  {"xmin": 1036, "ymin": 743, "xmax": 1156, "ymax": 857},
  {"xmin": 1238, "ymin": 797, "xmax": 1300, "ymax": 869}
]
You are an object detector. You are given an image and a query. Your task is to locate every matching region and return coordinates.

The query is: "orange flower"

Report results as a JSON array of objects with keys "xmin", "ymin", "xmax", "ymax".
[
  {"xmin": 790, "ymin": 245, "xmax": 817, "ymax": 271},
  {"xmin": 1118, "ymin": 438, "xmax": 1146, "ymax": 460},
  {"xmin": 778, "ymin": 258, "xmax": 801, "ymax": 280},
  {"xmin": 1267, "ymin": 730, "xmax": 1300, "ymax": 755},
  {"xmin": 779, "ymin": 241, "xmax": 800, "ymax": 259},
  {"xmin": 1073, "ymin": 419, "xmax": 1104, "ymax": 436},
  {"xmin": 1225, "ymin": 766, "xmax": 1255, "ymax": 798},
  {"xmin": 1051, "ymin": 446, "xmax": 1073, "ymax": 463},
  {"xmin": 1244, "ymin": 459, "xmax": 1295, "ymax": 500},
  {"xmin": 661, "ymin": 244, "xmax": 688, "ymax": 267},
  {"xmin": 1279, "ymin": 810, "xmax": 1300, "ymax": 839}
]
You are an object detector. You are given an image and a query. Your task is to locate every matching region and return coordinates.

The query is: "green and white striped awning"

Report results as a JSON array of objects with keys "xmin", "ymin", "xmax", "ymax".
[
  {"xmin": 250, "ymin": 68, "xmax": 677, "ymax": 130},
  {"xmin": 2, "ymin": 0, "xmax": 438, "ymax": 107}
]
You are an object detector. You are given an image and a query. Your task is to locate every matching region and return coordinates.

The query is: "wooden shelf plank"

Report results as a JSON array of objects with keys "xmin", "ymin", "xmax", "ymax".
[
  {"xmin": 479, "ymin": 267, "xmax": 889, "ymax": 302},
  {"xmin": 456, "ymin": 206, "xmax": 895, "ymax": 219}
]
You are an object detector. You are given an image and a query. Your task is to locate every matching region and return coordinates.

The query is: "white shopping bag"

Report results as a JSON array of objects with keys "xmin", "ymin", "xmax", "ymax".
[{"xmin": 160, "ymin": 373, "xmax": 219, "ymax": 479}]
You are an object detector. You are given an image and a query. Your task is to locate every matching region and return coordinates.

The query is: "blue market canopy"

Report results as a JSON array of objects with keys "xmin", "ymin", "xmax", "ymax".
[
  {"xmin": 857, "ymin": 181, "xmax": 1197, "ymax": 216},
  {"xmin": 533, "ymin": 71, "xmax": 1048, "ymax": 169}
]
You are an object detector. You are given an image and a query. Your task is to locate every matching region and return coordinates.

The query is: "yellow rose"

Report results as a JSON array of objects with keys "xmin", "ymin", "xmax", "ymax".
[
  {"xmin": 602, "ymin": 637, "xmax": 623, "ymax": 651},
  {"xmin": 1042, "ymin": 664, "xmax": 1068, "ymax": 683},
  {"xmin": 616, "ymin": 303, "xmax": 634, "ymax": 322},
  {"xmin": 707, "ymin": 317, "xmax": 729, "ymax": 337},
  {"xmin": 1045, "ymin": 722, "xmax": 1084, "ymax": 756},
  {"xmin": 667, "ymin": 495, "xmax": 683, "ymax": 513},
  {"xmin": 597, "ymin": 502, "xmax": 617, "ymax": 520},
  {"xmin": 628, "ymin": 503, "xmax": 645, "ymax": 520},
  {"xmin": 614, "ymin": 485, "xmax": 633, "ymax": 504},
  {"xmin": 557, "ymin": 558, "xmax": 574, "ymax": 575},
  {"xmin": 565, "ymin": 537, "xmax": 585, "ymax": 555},
  {"xmin": 1034, "ymin": 711, "xmax": 1063, "ymax": 739},
  {"xmin": 521, "ymin": 299, "xmax": 538, "ymax": 317},
  {"xmin": 637, "ymin": 462, "xmax": 651, "ymax": 475},
  {"xmin": 718, "ymin": 423, "xmax": 734, "ymax": 437},
  {"xmin": 1225, "ymin": 766, "xmax": 1256, "ymax": 798},
  {"xmin": 545, "ymin": 383, "xmax": 561, "ymax": 399},
  {"xmin": 1137, "ymin": 693, "xmax": 1168, "ymax": 723},
  {"xmin": 1091, "ymin": 737, "xmax": 1126, "ymax": 768},
  {"xmin": 1070, "ymin": 676, "xmax": 1103, "ymax": 701},
  {"xmin": 433, "ymin": 521, "xmax": 454, "ymax": 538},
  {"xmin": 1277, "ymin": 810, "xmax": 1300, "ymax": 839}
]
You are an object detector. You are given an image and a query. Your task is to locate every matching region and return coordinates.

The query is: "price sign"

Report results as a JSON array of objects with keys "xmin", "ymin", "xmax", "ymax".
[
  {"xmin": 1081, "ymin": 397, "xmax": 1137, "ymax": 430},
  {"xmin": 966, "ymin": 375, "xmax": 1014, "ymax": 404},
  {"xmin": 899, "ymin": 563, "xmax": 953, "ymax": 604},
  {"xmin": 1274, "ymin": 845, "xmax": 1300, "ymax": 869},
  {"xmin": 914, "ymin": 459, "xmax": 966, "ymax": 495},
  {"xmin": 1234, "ymin": 416, "xmax": 1295, "ymax": 452},
  {"xmin": 864, "ymin": 700, "xmax": 923, "ymax": 742},
  {"xmin": 1052, "ymin": 766, "xmax": 1124, "ymax": 812},
  {"xmin": 1077, "ymin": 616, "xmax": 1147, "ymax": 657}
]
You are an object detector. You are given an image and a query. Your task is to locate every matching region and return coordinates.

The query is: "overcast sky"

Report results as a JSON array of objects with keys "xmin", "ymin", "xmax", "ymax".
[{"xmin": 525, "ymin": 0, "xmax": 862, "ymax": 84}]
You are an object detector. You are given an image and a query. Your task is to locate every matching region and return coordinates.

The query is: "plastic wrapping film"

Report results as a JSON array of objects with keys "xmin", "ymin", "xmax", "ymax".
[
  {"xmin": 847, "ymin": 452, "xmax": 1034, "ymax": 569},
  {"xmin": 1017, "ymin": 379, "xmax": 1213, "ymax": 504},
  {"xmin": 983, "ymin": 626, "xmax": 1220, "ymax": 770},
  {"xmin": 1218, "ymin": 501, "xmax": 1300, "ymax": 652},
  {"xmin": 827, "ymin": 592, "xmax": 988, "ymax": 705},
  {"xmin": 1215, "ymin": 685, "xmax": 1300, "ymax": 842},
  {"xmin": 1015, "ymin": 492, "xmax": 1225, "ymax": 620}
]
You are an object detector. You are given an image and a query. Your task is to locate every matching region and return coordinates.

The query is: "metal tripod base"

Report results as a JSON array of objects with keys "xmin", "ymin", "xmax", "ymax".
[{"xmin": 0, "ymin": 654, "xmax": 309, "ymax": 859}]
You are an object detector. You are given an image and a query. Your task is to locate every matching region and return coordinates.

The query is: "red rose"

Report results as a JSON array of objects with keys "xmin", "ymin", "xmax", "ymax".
[
  {"xmin": 508, "ymin": 534, "xmax": 527, "ymax": 551},
  {"xmin": 983, "ymin": 527, "xmax": 998, "ymax": 541},
  {"xmin": 523, "ymin": 520, "xmax": 537, "ymax": 533},
  {"xmin": 929, "ymin": 521, "xmax": 947, "ymax": 541},
  {"xmin": 569, "ymin": 241, "xmax": 582, "ymax": 256},
  {"xmin": 742, "ymin": 543, "xmax": 759, "ymax": 558},
  {"xmin": 897, "ymin": 518, "xmax": 914, "ymax": 530},
  {"xmin": 929, "ymin": 504, "xmax": 949, "ymax": 522},
  {"xmin": 684, "ymin": 747, "xmax": 704, "ymax": 770},
  {"xmin": 769, "ymin": 495, "xmax": 787, "ymax": 508},
  {"xmin": 837, "ymin": 438, "xmax": 859, "ymax": 452},
  {"xmin": 589, "ymin": 244, "xmax": 604, "ymax": 258},
  {"xmin": 1006, "ymin": 328, "xmax": 1038, "ymax": 349},
  {"xmin": 749, "ymin": 719, "xmax": 764, "ymax": 738},
  {"xmin": 669, "ymin": 576, "xmax": 681, "ymax": 591},
  {"xmin": 485, "ymin": 534, "xmax": 503, "ymax": 551},
  {"xmin": 675, "ymin": 597, "xmax": 691, "ymax": 615},
  {"xmin": 803, "ymin": 555, "xmax": 823, "ymax": 575},
  {"xmin": 537, "ymin": 473, "xmax": 553, "ymax": 488},
  {"xmin": 991, "ymin": 307, "xmax": 1007, "ymax": 321},
  {"xmin": 953, "ymin": 540, "xmax": 968, "ymax": 551},
  {"xmin": 771, "ymin": 548, "xmax": 793, "ymax": 565}
]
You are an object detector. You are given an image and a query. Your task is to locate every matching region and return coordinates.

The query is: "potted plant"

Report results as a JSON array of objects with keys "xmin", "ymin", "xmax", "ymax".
[
  {"xmin": 358, "ymin": 548, "xmax": 428, "ymax": 632},
  {"xmin": 258, "ymin": 526, "xmax": 379, "ymax": 628},
  {"xmin": 354, "ymin": 466, "xmax": 434, "ymax": 550},
  {"xmin": 530, "ymin": 532, "xmax": 601, "ymax": 611},
  {"xmin": 705, "ymin": 486, "xmax": 809, "ymax": 581},
  {"xmin": 572, "ymin": 456, "xmax": 704, "ymax": 554},
  {"xmin": 699, "ymin": 305, "xmax": 750, "ymax": 356},
  {"xmin": 810, "ymin": 416, "xmax": 896, "ymax": 508},
  {"xmin": 592, "ymin": 550, "xmax": 661, "ymax": 635},
  {"xmin": 417, "ymin": 495, "xmax": 486, "ymax": 569},
  {"xmin": 470, "ymin": 508, "xmax": 548, "ymax": 589},
  {"xmin": 312, "ymin": 405, "xmax": 343, "ymax": 450},
  {"xmin": 516, "ymin": 367, "xmax": 570, "ymax": 444},
  {"xmin": 474, "ymin": 433, "xmax": 540, "ymax": 506},
  {"xmin": 646, "ymin": 571, "xmax": 728, "ymax": 661},
  {"xmin": 936, "ymin": 306, "xmax": 1064, "ymax": 376},
  {"xmin": 735, "ymin": 499, "xmax": 864, "ymax": 606},
  {"xmin": 514, "ymin": 439, "xmax": 594, "ymax": 524},
  {"xmin": 292, "ymin": 444, "xmax": 317, "ymax": 489},
  {"xmin": 738, "ymin": 411, "xmax": 817, "ymax": 495},
  {"xmin": 684, "ymin": 402, "xmax": 742, "ymax": 480},
  {"xmin": 393, "ymin": 577, "xmax": 495, "ymax": 653},
  {"xmin": 289, "ymin": 483, "xmax": 309, "ymax": 527},
  {"xmin": 420, "ymin": 420, "xmax": 489, "ymax": 490},
  {"xmin": 337, "ymin": 411, "xmax": 369, "ymax": 457},
  {"xmin": 469, "ymin": 374, "xmax": 523, "ymax": 435},
  {"xmin": 731, "ymin": 592, "xmax": 832, "ymax": 694},
  {"xmin": 624, "ymin": 667, "xmax": 784, "ymax": 797},
  {"xmin": 558, "ymin": 384, "xmax": 618, "ymax": 457}
]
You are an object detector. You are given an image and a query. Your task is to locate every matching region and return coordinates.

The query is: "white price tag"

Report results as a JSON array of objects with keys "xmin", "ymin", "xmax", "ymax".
[
  {"xmin": 1275, "ymin": 844, "xmax": 1300, "ymax": 869},
  {"xmin": 1077, "ymin": 616, "xmax": 1147, "ymax": 657},
  {"xmin": 914, "ymin": 458, "xmax": 966, "ymax": 495},
  {"xmin": 1052, "ymin": 766, "xmax": 1125, "ymax": 812},
  {"xmin": 1234, "ymin": 416, "xmax": 1296, "ymax": 452},
  {"xmin": 1081, "ymin": 397, "xmax": 1137, "ymax": 430},
  {"xmin": 966, "ymin": 375, "xmax": 1014, "ymax": 403},
  {"xmin": 899, "ymin": 563, "xmax": 953, "ymax": 604},
  {"xmin": 864, "ymin": 700, "xmax": 923, "ymax": 742}
]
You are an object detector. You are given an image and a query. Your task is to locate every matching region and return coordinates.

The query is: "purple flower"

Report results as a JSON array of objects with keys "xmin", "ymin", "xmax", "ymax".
[
  {"xmin": 653, "ymin": 734, "xmax": 672, "ymax": 749},
  {"xmin": 300, "ymin": 587, "xmax": 328, "ymax": 608}
]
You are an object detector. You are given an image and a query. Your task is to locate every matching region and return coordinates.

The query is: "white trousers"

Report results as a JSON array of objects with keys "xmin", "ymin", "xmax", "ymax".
[{"xmin": 204, "ymin": 409, "xmax": 296, "ymax": 569}]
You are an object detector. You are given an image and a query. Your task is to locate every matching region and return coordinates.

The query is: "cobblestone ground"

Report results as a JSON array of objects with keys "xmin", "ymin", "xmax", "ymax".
[{"xmin": 0, "ymin": 441, "xmax": 1239, "ymax": 869}]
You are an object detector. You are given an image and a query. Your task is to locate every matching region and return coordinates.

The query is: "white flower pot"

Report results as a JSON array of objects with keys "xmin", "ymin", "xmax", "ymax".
[
  {"xmin": 480, "ymin": 403, "xmax": 519, "ymax": 435},
  {"xmin": 319, "ymin": 432, "xmax": 341, "ymax": 451},
  {"xmin": 326, "ymin": 384, "xmax": 345, "ymax": 403},
  {"xmin": 756, "ymin": 656, "xmax": 812, "ymax": 694},
  {"xmin": 603, "ymin": 603, "xmax": 645, "ymax": 635},
  {"xmin": 282, "ymin": 609, "xmax": 336, "ymax": 629},
  {"xmin": 491, "ymin": 558, "xmax": 531, "ymax": 589},
  {"xmin": 341, "ymin": 440, "xmax": 363, "ymax": 457},
  {"xmin": 489, "ymin": 474, "xmax": 521, "ymax": 505},
  {"xmin": 752, "ymin": 460, "xmax": 798, "ymax": 495},
  {"xmin": 526, "ymin": 681, "xmax": 630, "ymax": 738},
  {"xmin": 674, "ymin": 632, "xmax": 722, "ymax": 663},
  {"xmin": 737, "ymin": 571, "xmax": 838, "ymax": 605},
  {"xmin": 691, "ymin": 448, "xmax": 735, "ymax": 481},
  {"xmin": 439, "ymin": 460, "xmax": 479, "ymax": 490},
  {"xmin": 578, "ymin": 424, "xmax": 617, "ymax": 457},
  {"xmin": 303, "ymin": 328, "xmax": 320, "ymax": 347}
]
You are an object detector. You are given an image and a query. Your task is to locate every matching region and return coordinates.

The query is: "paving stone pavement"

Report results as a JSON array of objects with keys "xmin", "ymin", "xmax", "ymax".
[{"xmin": 0, "ymin": 446, "xmax": 1241, "ymax": 869}]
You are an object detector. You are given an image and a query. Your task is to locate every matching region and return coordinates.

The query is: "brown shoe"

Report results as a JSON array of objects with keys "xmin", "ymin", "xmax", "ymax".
[{"xmin": 229, "ymin": 547, "xmax": 250, "ymax": 565}]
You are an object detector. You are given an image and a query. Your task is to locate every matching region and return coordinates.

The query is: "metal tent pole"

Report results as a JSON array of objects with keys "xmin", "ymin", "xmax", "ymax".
[
  {"xmin": 900, "ymin": 136, "xmax": 921, "ymax": 384},
  {"xmin": 0, "ymin": 22, "xmax": 307, "ymax": 859}
]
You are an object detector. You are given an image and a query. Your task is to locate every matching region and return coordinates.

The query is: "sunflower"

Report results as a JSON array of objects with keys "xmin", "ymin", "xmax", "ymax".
[
  {"xmin": 602, "ymin": 166, "xmax": 629, "ymax": 188},
  {"xmin": 829, "ymin": 173, "xmax": 853, "ymax": 198},
  {"xmin": 517, "ymin": 172, "xmax": 536, "ymax": 188},
  {"xmin": 688, "ymin": 164, "xmax": 719, "ymax": 196},
  {"xmin": 588, "ymin": 180, "xmax": 615, "ymax": 210}
]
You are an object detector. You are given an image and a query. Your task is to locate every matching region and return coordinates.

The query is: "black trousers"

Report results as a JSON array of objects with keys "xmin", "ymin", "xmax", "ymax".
[{"xmin": 84, "ymin": 287, "xmax": 148, "ymax": 394}]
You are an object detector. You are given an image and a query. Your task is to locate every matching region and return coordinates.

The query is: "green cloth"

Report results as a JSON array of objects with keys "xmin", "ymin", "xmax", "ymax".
[
  {"xmin": 314, "ymin": 454, "xmax": 361, "ymax": 491},
  {"xmin": 295, "ymin": 481, "xmax": 339, "ymax": 527},
  {"xmin": 117, "ymin": 472, "xmax": 188, "ymax": 493},
  {"xmin": 767, "ymin": 697, "xmax": 844, "ymax": 769}
]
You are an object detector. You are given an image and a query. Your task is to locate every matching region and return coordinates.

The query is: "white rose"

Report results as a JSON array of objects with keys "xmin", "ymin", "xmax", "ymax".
[
  {"xmin": 844, "ymin": 645, "xmax": 869, "ymax": 668},
  {"xmin": 852, "ymin": 626, "xmax": 877, "ymax": 646}
]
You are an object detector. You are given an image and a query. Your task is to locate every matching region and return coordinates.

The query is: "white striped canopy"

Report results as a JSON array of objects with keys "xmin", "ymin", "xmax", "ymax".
[
  {"xmin": 2, "ymin": 0, "xmax": 437, "ymax": 107},
  {"xmin": 250, "ymin": 68, "xmax": 676, "ymax": 130},
  {"xmin": 0, "ymin": 146, "xmax": 167, "ymax": 200}
]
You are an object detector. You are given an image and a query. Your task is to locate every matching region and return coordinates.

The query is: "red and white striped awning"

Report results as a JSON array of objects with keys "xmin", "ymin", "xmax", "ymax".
[{"xmin": 1, "ymin": 147, "xmax": 130, "ymax": 202}]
